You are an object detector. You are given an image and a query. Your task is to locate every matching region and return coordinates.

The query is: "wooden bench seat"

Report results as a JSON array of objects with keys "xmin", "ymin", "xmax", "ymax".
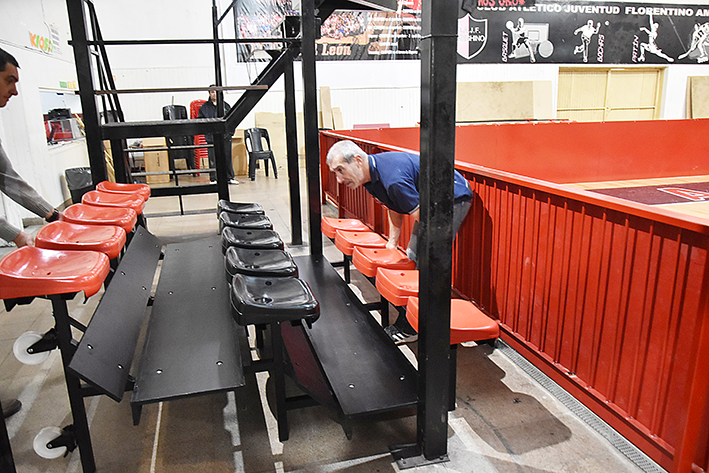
[
  {"xmin": 130, "ymin": 236, "xmax": 245, "ymax": 424},
  {"xmin": 65, "ymin": 230, "xmax": 246, "ymax": 469},
  {"xmin": 286, "ymin": 255, "xmax": 417, "ymax": 424},
  {"xmin": 68, "ymin": 227, "xmax": 162, "ymax": 402}
]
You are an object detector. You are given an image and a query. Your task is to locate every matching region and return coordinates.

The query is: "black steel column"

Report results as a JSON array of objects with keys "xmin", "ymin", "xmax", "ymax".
[
  {"xmin": 66, "ymin": 0, "xmax": 107, "ymax": 185},
  {"xmin": 284, "ymin": 47, "xmax": 303, "ymax": 245},
  {"xmin": 212, "ymin": 0, "xmax": 229, "ymax": 200},
  {"xmin": 301, "ymin": 0, "xmax": 323, "ymax": 257},
  {"xmin": 0, "ymin": 397, "xmax": 16, "ymax": 473},
  {"xmin": 110, "ymin": 139, "xmax": 128, "ymax": 183},
  {"xmin": 417, "ymin": 0, "xmax": 458, "ymax": 461},
  {"xmin": 51, "ymin": 296, "xmax": 96, "ymax": 473}
]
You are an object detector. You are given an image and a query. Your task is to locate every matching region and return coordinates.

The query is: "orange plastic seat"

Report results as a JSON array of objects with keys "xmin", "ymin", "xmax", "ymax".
[
  {"xmin": 36, "ymin": 221, "xmax": 126, "ymax": 260},
  {"xmin": 96, "ymin": 181, "xmax": 150, "ymax": 202},
  {"xmin": 63, "ymin": 203, "xmax": 138, "ymax": 234},
  {"xmin": 0, "ymin": 247, "xmax": 110, "ymax": 299},
  {"xmin": 321, "ymin": 217, "xmax": 369, "ymax": 239},
  {"xmin": 334, "ymin": 230, "xmax": 387, "ymax": 256},
  {"xmin": 406, "ymin": 296, "xmax": 499, "ymax": 345},
  {"xmin": 82, "ymin": 190, "xmax": 145, "ymax": 215},
  {"xmin": 375, "ymin": 268, "xmax": 418, "ymax": 306},
  {"xmin": 352, "ymin": 247, "xmax": 415, "ymax": 278}
]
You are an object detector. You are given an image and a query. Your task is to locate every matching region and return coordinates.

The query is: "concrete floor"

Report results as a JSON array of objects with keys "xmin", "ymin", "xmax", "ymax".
[{"xmin": 0, "ymin": 170, "xmax": 657, "ymax": 472}]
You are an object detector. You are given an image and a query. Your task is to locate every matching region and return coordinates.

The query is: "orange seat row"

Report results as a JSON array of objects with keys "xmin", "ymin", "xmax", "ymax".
[
  {"xmin": 322, "ymin": 216, "xmax": 499, "ymax": 346},
  {"xmin": 0, "ymin": 181, "xmax": 150, "ymax": 301}
]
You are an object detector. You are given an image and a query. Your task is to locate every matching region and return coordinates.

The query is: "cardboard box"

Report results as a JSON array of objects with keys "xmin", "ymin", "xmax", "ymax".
[
  {"xmin": 232, "ymin": 130, "xmax": 248, "ymax": 176},
  {"xmin": 142, "ymin": 137, "xmax": 170, "ymax": 184},
  {"xmin": 254, "ymin": 112, "xmax": 286, "ymax": 172}
]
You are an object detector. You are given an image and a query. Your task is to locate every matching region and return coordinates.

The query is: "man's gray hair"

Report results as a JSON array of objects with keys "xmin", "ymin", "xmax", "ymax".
[{"xmin": 326, "ymin": 140, "xmax": 367, "ymax": 166}]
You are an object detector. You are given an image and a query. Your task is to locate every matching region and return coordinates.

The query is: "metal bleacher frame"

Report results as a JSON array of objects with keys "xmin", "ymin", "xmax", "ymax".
[{"xmin": 66, "ymin": 0, "xmax": 465, "ymax": 468}]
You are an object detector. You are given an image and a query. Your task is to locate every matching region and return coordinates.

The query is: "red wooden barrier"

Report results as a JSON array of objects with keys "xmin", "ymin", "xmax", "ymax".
[{"xmin": 320, "ymin": 120, "xmax": 709, "ymax": 473}]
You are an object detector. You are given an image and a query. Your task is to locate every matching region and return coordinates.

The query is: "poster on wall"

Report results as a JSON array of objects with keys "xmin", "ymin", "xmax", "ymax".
[
  {"xmin": 460, "ymin": 2, "xmax": 709, "ymax": 64},
  {"xmin": 236, "ymin": 0, "xmax": 293, "ymax": 62},
  {"xmin": 235, "ymin": 0, "xmax": 709, "ymax": 64},
  {"xmin": 314, "ymin": 0, "xmax": 709, "ymax": 64},
  {"xmin": 316, "ymin": 0, "xmax": 421, "ymax": 60}
]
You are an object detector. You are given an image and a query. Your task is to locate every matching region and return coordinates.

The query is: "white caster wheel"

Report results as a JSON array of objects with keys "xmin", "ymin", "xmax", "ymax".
[
  {"xmin": 33, "ymin": 426, "xmax": 67, "ymax": 459},
  {"xmin": 13, "ymin": 331, "xmax": 51, "ymax": 365}
]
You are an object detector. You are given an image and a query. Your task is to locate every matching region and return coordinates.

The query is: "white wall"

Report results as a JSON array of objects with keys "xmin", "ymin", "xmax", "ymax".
[
  {"xmin": 1, "ymin": 0, "xmax": 709, "ymax": 235},
  {"xmin": 0, "ymin": 0, "xmax": 85, "ymax": 233},
  {"xmin": 90, "ymin": 0, "xmax": 709, "ymax": 127}
]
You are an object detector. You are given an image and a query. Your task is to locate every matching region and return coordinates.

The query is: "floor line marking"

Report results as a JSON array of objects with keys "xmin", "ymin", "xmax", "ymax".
[{"xmin": 150, "ymin": 402, "xmax": 164, "ymax": 473}]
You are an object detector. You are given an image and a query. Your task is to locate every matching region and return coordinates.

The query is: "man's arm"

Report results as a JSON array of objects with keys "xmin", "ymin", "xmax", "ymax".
[
  {"xmin": 387, "ymin": 210, "xmax": 403, "ymax": 249},
  {"xmin": 386, "ymin": 208, "xmax": 419, "ymax": 249}
]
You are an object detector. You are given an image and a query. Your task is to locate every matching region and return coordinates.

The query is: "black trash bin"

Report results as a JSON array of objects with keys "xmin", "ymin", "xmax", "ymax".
[{"xmin": 64, "ymin": 167, "xmax": 94, "ymax": 204}]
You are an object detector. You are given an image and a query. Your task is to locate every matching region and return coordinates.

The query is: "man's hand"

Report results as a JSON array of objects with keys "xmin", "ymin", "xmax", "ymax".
[
  {"xmin": 13, "ymin": 231, "xmax": 34, "ymax": 247},
  {"xmin": 388, "ymin": 210, "xmax": 404, "ymax": 250}
]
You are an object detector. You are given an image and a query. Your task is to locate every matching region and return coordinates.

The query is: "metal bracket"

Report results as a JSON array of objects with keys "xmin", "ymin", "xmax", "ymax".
[{"xmin": 390, "ymin": 443, "xmax": 449, "ymax": 470}]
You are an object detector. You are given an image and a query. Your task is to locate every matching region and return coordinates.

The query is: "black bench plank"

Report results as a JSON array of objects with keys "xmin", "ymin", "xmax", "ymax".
[
  {"xmin": 130, "ymin": 235, "xmax": 245, "ymax": 408},
  {"xmin": 292, "ymin": 255, "xmax": 417, "ymax": 417},
  {"xmin": 68, "ymin": 227, "xmax": 162, "ymax": 402}
]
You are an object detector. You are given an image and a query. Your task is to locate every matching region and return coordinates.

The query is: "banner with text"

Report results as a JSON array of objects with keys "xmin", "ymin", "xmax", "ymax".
[{"xmin": 315, "ymin": 1, "xmax": 709, "ymax": 64}]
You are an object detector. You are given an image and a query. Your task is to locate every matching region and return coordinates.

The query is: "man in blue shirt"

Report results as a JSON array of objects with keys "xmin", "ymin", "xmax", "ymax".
[{"xmin": 326, "ymin": 140, "xmax": 473, "ymax": 343}]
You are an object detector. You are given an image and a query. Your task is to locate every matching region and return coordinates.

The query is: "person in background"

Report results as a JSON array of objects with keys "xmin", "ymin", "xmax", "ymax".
[
  {"xmin": 0, "ymin": 47, "xmax": 62, "ymax": 418},
  {"xmin": 326, "ymin": 140, "xmax": 473, "ymax": 344},
  {"xmin": 197, "ymin": 85, "xmax": 238, "ymax": 184}
]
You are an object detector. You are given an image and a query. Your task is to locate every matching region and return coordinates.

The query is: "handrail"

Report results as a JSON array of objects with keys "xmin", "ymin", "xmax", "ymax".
[
  {"xmin": 94, "ymin": 85, "xmax": 268, "ymax": 95},
  {"xmin": 320, "ymin": 130, "xmax": 709, "ymax": 236},
  {"xmin": 75, "ymin": 37, "xmax": 295, "ymax": 46}
]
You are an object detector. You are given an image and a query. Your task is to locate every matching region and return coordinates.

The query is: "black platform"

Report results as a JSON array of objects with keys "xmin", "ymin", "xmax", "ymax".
[
  {"xmin": 68, "ymin": 228, "xmax": 162, "ymax": 401},
  {"xmin": 291, "ymin": 255, "xmax": 418, "ymax": 417},
  {"xmin": 131, "ymin": 235, "xmax": 245, "ymax": 419}
]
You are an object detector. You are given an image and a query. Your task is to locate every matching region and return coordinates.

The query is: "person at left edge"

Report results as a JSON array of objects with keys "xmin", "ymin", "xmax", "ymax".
[{"xmin": 0, "ymin": 46, "xmax": 62, "ymax": 419}]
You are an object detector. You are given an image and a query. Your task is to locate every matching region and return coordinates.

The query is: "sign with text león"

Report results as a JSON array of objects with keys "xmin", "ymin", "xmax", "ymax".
[{"xmin": 313, "ymin": 0, "xmax": 709, "ymax": 63}]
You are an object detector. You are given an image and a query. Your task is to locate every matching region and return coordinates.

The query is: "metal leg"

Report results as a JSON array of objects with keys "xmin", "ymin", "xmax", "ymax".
[
  {"xmin": 449, "ymin": 344, "xmax": 457, "ymax": 411},
  {"xmin": 343, "ymin": 254, "xmax": 350, "ymax": 284},
  {"xmin": 381, "ymin": 295, "xmax": 389, "ymax": 327},
  {"xmin": 270, "ymin": 321, "xmax": 289, "ymax": 441},
  {"xmin": 0, "ymin": 397, "xmax": 16, "ymax": 473},
  {"xmin": 50, "ymin": 295, "xmax": 96, "ymax": 473}
]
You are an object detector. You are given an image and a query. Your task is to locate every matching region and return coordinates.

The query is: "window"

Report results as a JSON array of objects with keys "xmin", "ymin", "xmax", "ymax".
[
  {"xmin": 40, "ymin": 89, "xmax": 84, "ymax": 144},
  {"xmin": 557, "ymin": 67, "xmax": 664, "ymax": 122}
]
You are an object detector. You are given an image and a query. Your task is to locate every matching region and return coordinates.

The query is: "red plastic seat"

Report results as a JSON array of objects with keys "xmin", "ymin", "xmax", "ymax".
[
  {"xmin": 0, "ymin": 247, "xmax": 110, "ymax": 299},
  {"xmin": 334, "ymin": 230, "xmax": 387, "ymax": 256},
  {"xmin": 321, "ymin": 217, "xmax": 369, "ymax": 239},
  {"xmin": 36, "ymin": 221, "xmax": 126, "ymax": 260},
  {"xmin": 82, "ymin": 190, "xmax": 145, "ymax": 215},
  {"xmin": 406, "ymin": 296, "xmax": 499, "ymax": 345},
  {"xmin": 96, "ymin": 181, "xmax": 150, "ymax": 202},
  {"xmin": 375, "ymin": 268, "xmax": 418, "ymax": 306},
  {"xmin": 63, "ymin": 203, "xmax": 137, "ymax": 234},
  {"xmin": 352, "ymin": 247, "xmax": 415, "ymax": 278}
]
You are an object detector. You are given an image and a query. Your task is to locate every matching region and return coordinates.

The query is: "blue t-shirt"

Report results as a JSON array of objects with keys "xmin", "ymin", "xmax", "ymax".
[{"xmin": 363, "ymin": 152, "xmax": 473, "ymax": 215}]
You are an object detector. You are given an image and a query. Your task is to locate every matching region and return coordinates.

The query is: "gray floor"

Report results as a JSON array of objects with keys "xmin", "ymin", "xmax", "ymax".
[{"xmin": 0, "ymin": 171, "xmax": 654, "ymax": 472}]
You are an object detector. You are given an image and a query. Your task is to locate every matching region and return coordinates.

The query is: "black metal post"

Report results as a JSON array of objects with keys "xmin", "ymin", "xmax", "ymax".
[
  {"xmin": 271, "ymin": 322, "xmax": 289, "ymax": 441},
  {"xmin": 66, "ymin": 0, "xmax": 107, "ymax": 185},
  {"xmin": 301, "ymin": 0, "xmax": 323, "ymax": 257},
  {"xmin": 212, "ymin": 0, "xmax": 229, "ymax": 201},
  {"xmin": 110, "ymin": 139, "xmax": 128, "ymax": 183},
  {"xmin": 0, "ymin": 397, "xmax": 16, "ymax": 473},
  {"xmin": 417, "ymin": 0, "xmax": 458, "ymax": 462},
  {"xmin": 51, "ymin": 295, "xmax": 96, "ymax": 473},
  {"xmin": 284, "ymin": 47, "xmax": 303, "ymax": 245}
]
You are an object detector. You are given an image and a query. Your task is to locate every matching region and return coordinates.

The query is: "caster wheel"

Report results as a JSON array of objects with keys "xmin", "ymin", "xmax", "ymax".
[
  {"xmin": 14, "ymin": 331, "xmax": 51, "ymax": 365},
  {"xmin": 33, "ymin": 426, "xmax": 66, "ymax": 459}
]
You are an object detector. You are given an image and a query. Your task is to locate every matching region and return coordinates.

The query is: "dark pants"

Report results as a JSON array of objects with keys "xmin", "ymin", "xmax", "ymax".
[
  {"xmin": 207, "ymin": 137, "xmax": 235, "ymax": 181},
  {"xmin": 405, "ymin": 198, "xmax": 472, "ymax": 265}
]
